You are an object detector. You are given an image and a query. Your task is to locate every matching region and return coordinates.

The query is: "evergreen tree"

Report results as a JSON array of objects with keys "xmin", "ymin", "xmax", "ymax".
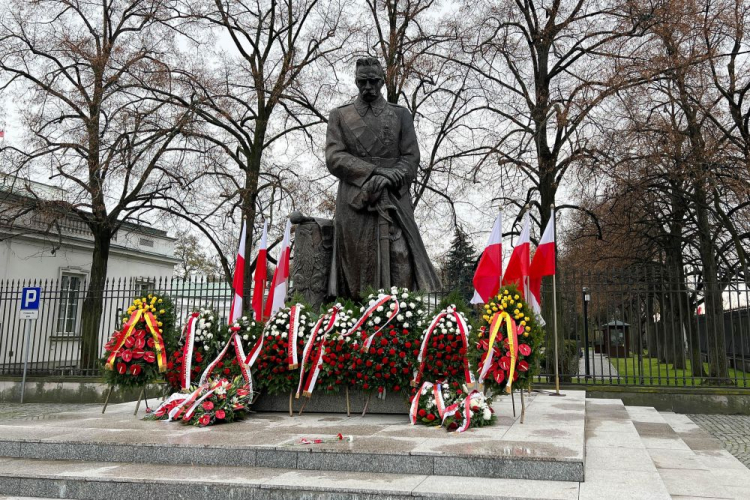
[{"xmin": 444, "ymin": 226, "xmax": 477, "ymax": 298}]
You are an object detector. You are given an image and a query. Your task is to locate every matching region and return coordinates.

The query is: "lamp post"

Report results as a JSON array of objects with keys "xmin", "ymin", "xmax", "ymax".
[{"xmin": 582, "ymin": 287, "xmax": 591, "ymax": 379}]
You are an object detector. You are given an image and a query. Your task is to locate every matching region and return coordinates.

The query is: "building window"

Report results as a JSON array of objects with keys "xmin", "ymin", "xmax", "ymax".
[
  {"xmin": 135, "ymin": 279, "xmax": 155, "ymax": 297},
  {"xmin": 139, "ymin": 237, "xmax": 154, "ymax": 248},
  {"xmin": 56, "ymin": 274, "xmax": 83, "ymax": 335}
]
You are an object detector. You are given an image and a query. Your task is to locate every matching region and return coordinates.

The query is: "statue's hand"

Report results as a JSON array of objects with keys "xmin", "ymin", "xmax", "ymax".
[
  {"xmin": 362, "ymin": 174, "xmax": 391, "ymax": 203},
  {"xmin": 374, "ymin": 167, "xmax": 405, "ymax": 187}
]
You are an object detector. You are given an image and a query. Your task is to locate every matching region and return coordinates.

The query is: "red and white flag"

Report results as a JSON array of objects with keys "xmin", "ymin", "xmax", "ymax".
[
  {"xmin": 471, "ymin": 213, "xmax": 503, "ymax": 304},
  {"xmin": 251, "ymin": 220, "xmax": 268, "ymax": 321},
  {"xmin": 264, "ymin": 219, "xmax": 291, "ymax": 319},
  {"xmin": 529, "ymin": 209, "xmax": 556, "ymax": 316},
  {"xmin": 229, "ymin": 221, "xmax": 248, "ymax": 324},
  {"xmin": 502, "ymin": 211, "xmax": 530, "ymax": 299}
]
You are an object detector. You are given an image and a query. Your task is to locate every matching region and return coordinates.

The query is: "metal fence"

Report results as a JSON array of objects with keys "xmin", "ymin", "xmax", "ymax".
[
  {"xmin": 0, "ymin": 276, "xmax": 235, "ymax": 377},
  {"xmin": 545, "ymin": 269, "xmax": 750, "ymax": 388},
  {"xmin": 1, "ymin": 270, "xmax": 749, "ymax": 387}
]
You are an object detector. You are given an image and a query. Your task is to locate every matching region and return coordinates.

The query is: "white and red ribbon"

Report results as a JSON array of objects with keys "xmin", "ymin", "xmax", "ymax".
[
  {"xmin": 343, "ymin": 294, "xmax": 400, "ymax": 351},
  {"xmin": 182, "ymin": 388, "xmax": 217, "ymax": 421},
  {"xmin": 180, "ymin": 312, "xmax": 200, "ymax": 390},
  {"xmin": 168, "ymin": 384, "xmax": 206, "ymax": 421},
  {"xmin": 244, "ymin": 333, "xmax": 264, "ymax": 368},
  {"xmin": 198, "ymin": 327, "xmax": 253, "ymax": 394},
  {"xmin": 412, "ymin": 308, "xmax": 475, "ymax": 388},
  {"xmin": 297, "ymin": 307, "xmax": 340, "ymax": 398},
  {"xmin": 441, "ymin": 389, "xmax": 479, "ymax": 433},
  {"xmin": 287, "ymin": 304, "xmax": 303, "ymax": 369},
  {"xmin": 433, "ymin": 383, "xmax": 446, "ymax": 418},
  {"xmin": 409, "ymin": 381, "xmax": 433, "ymax": 424},
  {"xmin": 409, "ymin": 381, "xmax": 448, "ymax": 425}
]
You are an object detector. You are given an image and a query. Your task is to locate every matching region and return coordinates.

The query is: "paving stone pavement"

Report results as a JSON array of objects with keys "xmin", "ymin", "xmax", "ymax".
[{"xmin": 689, "ymin": 414, "xmax": 750, "ymax": 468}]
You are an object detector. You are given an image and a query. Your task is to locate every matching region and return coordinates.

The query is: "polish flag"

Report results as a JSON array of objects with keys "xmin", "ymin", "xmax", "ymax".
[
  {"xmin": 263, "ymin": 219, "xmax": 291, "ymax": 319},
  {"xmin": 502, "ymin": 211, "xmax": 530, "ymax": 299},
  {"xmin": 229, "ymin": 221, "xmax": 248, "ymax": 324},
  {"xmin": 529, "ymin": 209, "xmax": 556, "ymax": 318},
  {"xmin": 251, "ymin": 221, "xmax": 268, "ymax": 321},
  {"xmin": 470, "ymin": 213, "xmax": 503, "ymax": 304}
]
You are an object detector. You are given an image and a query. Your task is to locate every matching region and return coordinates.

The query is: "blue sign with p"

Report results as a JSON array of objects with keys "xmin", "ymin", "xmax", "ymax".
[{"xmin": 21, "ymin": 287, "xmax": 41, "ymax": 311}]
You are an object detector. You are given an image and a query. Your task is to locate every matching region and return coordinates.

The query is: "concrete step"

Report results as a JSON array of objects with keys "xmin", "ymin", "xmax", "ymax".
[
  {"xmin": 0, "ymin": 391, "xmax": 586, "ymax": 482},
  {"xmin": 0, "ymin": 457, "xmax": 581, "ymax": 500},
  {"xmin": 655, "ymin": 411, "xmax": 750, "ymax": 500},
  {"xmin": 582, "ymin": 399, "xmax": 672, "ymax": 500}
]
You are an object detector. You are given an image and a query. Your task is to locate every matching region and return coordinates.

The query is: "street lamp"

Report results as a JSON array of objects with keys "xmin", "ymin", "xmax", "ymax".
[{"xmin": 582, "ymin": 287, "xmax": 591, "ymax": 379}]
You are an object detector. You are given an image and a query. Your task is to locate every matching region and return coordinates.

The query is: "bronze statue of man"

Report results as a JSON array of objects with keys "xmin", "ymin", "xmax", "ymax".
[{"xmin": 326, "ymin": 57, "xmax": 441, "ymax": 298}]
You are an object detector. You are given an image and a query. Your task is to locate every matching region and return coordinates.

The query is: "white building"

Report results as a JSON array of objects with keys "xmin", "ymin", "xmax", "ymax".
[{"xmin": 0, "ymin": 177, "xmax": 179, "ymax": 373}]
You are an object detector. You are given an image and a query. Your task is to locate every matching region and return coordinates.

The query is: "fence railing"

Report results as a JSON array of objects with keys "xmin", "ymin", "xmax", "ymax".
[{"xmin": 1, "ymin": 270, "xmax": 748, "ymax": 388}]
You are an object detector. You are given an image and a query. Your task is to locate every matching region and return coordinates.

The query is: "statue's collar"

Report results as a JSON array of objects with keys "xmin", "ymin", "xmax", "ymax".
[{"xmin": 354, "ymin": 95, "xmax": 387, "ymax": 117}]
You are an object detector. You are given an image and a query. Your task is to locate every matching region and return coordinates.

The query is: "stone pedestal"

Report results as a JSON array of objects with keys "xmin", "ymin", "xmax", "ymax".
[
  {"xmin": 290, "ymin": 212, "xmax": 334, "ymax": 310},
  {"xmin": 253, "ymin": 389, "xmax": 409, "ymax": 414}
]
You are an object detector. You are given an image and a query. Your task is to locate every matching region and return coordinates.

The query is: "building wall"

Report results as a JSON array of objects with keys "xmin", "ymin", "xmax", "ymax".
[{"xmin": 0, "ymin": 229, "xmax": 177, "ymax": 281}]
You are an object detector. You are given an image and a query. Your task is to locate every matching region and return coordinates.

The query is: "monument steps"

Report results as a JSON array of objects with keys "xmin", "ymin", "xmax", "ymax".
[
  {"xmin": 0, "ymin": 457, "xmax": 581, "ymax": 500},
  {"xmin": 0, "ymin": 391, "xmax": 586, "ymax": 483},
  {"xmin": 1, "ymin": 396, "xmax": 748, "ymax": 499},
  {"xmin": 582, "ymin": 399, "xmax": 749, "ymax": 500}
]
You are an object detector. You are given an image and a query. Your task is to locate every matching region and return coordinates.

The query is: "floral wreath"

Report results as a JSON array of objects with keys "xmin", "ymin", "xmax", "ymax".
[
  {"xmin": 165, "ymin": 308, "xmax": 218, "ymax": 392},
  {"xmin": 345, "ymin": 287, "xmax": 427, "ymax": 397},
  {"xmin": 102, "ymin": 293, "xmax": 176, "ymax": 388},
  {"xmin": 472, "ymin": 285, "xmax": 544, "ymax": 394}
]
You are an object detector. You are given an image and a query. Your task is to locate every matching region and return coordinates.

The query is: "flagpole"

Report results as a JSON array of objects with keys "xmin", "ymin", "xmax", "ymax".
[
  {"xmin": 553, "ymin": 273, "xmax": 560, "ymax": 395},
  {"xmin": 551, "ymin": 204, "xmax": 561, "ymax": 396}
]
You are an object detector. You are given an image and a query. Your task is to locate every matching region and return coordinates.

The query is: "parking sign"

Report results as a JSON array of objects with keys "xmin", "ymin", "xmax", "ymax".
[{"xmin": 20, "ymin": 287, "xmax": 41, "ymax": 320}]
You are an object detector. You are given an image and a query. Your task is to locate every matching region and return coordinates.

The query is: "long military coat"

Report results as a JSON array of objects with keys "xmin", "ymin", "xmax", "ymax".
[{"xmin": 325, "ymin": 95, "xmax": 441, "ymax": 298}]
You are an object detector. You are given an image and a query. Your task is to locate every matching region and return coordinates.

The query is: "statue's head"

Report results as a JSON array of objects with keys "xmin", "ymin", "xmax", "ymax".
[{"xmin": 355, "ymin": 57, "xmax": 385, "ymax": 103}]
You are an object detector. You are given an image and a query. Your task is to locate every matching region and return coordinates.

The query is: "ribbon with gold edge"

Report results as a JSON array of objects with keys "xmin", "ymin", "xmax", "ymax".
[
  {"xmin": 105, "ymin": 308, "xmax": 167, "ymax": 373},
  {"xmin": 478, "ymin": 311, "xmax": 515, "ymax": 384},
  {"xmin": 105, "ymin": 309, "xmax": 143, "ymax": 370},
  {"xmin": 343, "ymin": 294, "xmax": 400, "ymax": 351},
  {"xmin": 180, "ymin": 312, "xmax": 200, "ymax": 389},
  {"xmin": 296, "ymin": 315, "xmax": 326, "ymax": 397},
  {"xmin": 297, "ymin": 307, "xmax": 340, "ymax": 398},
  {"xmin": 142, "ymin": 311, "xmax": 167, "ymax": 372},
  {"xmin": 231, "ymin": 327, "xmax": 252, "ymax": 384},
  {"xmin": 287, "ymin": 304, "xmax": 303, "ymax": 369},
  {"xmin": 505, "ymin": 319, "xmax": 520, "ymax": 394}
]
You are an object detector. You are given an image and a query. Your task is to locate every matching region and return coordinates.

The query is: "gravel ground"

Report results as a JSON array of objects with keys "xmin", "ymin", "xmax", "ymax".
[{"xmin": 689, "ymin": 414, "xmax": 750, "ymax": 468}]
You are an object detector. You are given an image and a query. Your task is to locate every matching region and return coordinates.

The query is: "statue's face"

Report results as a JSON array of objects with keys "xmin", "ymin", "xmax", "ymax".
[{"xmin": 356, "ymin": 66, "xmax": 384, "ymax": 103}]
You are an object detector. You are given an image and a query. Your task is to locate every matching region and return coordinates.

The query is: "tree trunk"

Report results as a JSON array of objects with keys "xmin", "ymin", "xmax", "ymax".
[
  {"xmin": 240, "ymin": 128, "xmax": 265, "ymax": 313},
  {"xmin": 694, "ymin": 183, "xmax": 732, "ymax": 384},
  {"xmin": 80, "ymin": 227, "xmax": 111, "ymax": 373}
]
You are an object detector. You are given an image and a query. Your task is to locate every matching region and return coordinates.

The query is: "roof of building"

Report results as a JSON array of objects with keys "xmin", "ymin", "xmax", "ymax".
[{"xmin": 0, "ymin": 174, "xmax": 171, "ymax": 239}]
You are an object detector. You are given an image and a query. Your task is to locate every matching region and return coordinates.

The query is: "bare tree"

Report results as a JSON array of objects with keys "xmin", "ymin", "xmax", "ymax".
[
  {"xmin": 0, "ymin": 0, "xmax": 193, "ymax": 368},
  {"xmin": 158, "ymin": 0, "xmax": 352, "ymax": 304}
]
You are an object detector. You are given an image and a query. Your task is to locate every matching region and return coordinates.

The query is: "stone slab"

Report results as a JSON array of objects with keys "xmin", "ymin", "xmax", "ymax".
[
  {"xmin": 0, "ymin": 457, "xmax": 582, "ymax": 500},
  {"xmin": 0, "ymin": 391, "xmax": 587, "ymax": 482},
  {"xmin": 254, "ymin": 389, "xmax": 410, "ymax": 414}
]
